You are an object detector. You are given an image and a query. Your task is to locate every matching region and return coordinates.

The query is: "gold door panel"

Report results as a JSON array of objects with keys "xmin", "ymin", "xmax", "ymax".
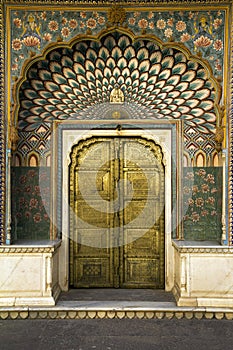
[{"xmin": 69, "ymin": 136, "xmax": 165, "ymax": 288}]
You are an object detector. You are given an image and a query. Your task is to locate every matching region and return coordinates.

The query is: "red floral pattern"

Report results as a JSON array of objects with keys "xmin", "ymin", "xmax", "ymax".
[
  {"xmin": 183, "ymin": 167, "xmax": 222, "ymax": 241},
  {"xmin": 11, "ymin": 167, "xmax": 51, "ymax": 241}
]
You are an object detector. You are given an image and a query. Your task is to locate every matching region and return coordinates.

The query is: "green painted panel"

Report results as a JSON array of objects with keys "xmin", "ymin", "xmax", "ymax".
[
  {"xmin": 11, "ymin": 167, "xmax": 51, "ymax": 241},
  {"xmin": 183, "ymin": 167, "xmax": 222, "ymax": 241}
]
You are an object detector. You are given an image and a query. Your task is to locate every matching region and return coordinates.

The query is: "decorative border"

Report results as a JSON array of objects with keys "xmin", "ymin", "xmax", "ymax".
[
  {"xmin": 0, "ymin": 308, "xmax": 233, "ymax": 320},
  {"xmin": 0, "ymin": 240, "xmax": 61, "ymax": 253},
  {"xmin": 2, "ymin": 0, "xmax": 232, "ymax": 4},
  {"xmin": 0, "ymin": 3, "xmax": 5, "ymax": 245},
  {"xmin": 230, "ymin": 6, "xmax": 233, "ymax": 245},
  {"xmin": 173, "ymin": 244, "xmax": 233, "ymax": 254}
]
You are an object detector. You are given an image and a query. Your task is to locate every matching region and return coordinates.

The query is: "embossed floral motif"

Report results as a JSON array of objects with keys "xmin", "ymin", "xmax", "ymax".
[
  {"xmin": 12, "ymin": 38, "xmax": 22, "ymax": 51},
  {"xmin": 62, "ymin": 17, "xmax": 68, "ymax": 26},
  {"xmin": 186, "ymin": 172, "xmax": 194, "ymax": 180},
  {"xmin": 138, "ymin": 19, "xmax": 148, "ymax": 29},
  {"xmin": 201, "ymin": 210, "xmax": 208, "ymax": 217},
  {"xmin": 196, "ymin": 169, "xmax": 206, "ymax": 177},
  {"xmin": 156, "ymin": 19, "xmax": 166, "ymax": 30},
  {"xmin": 41, "ymin": 12, "xmax": 47, "ymax": 21},
  {"xmin": 215, "ymin": 59, "xmax": 222, "ymax": 72},
  {"xmin": 69, "ymin": 19, "xmax": 78, "ymax": 29},
  {"xmin": 98, "ymin": 17, "xmax": 105, "ymax": 25},
  {"xmin": 188, "ymin": 198, "xmax": 194, "ymax": 206},
  {"xmin": 201, "ymin": 184, "xmax": 209, "ymax": 193},
  {"xmin": 33, "ymin": 212, "xmax": 42, "ymax": 223},
  {"xmin": 164, "ymin": 28, "xmax": 173, "ymax": 38},
  {"xmin": 22, "ymin": 36, "xmax": 40, "ymax": 47},
  {"xmin": 87, "ymin": 18, "xmax": 97, "ymax": 29},
  {"xmin": 48, "ymin": 20, "xmax": 59, "ymax": 31},
  {"xmin": 213, "ymin": 39, "xmax": 223, "ymax": 51},
  {"xmin": 61, "ymin": 27, "xmax": 70, "ymax": 38},
  {"xmin": 149, "ymin": 22, "xmax": 154, "ymax": 30},
  {"xmin": 29, "ymin": 198, "xmax": 38, "ymax": 209},
  {"xmin": 196, "ymin": 198, "xmax": 204, "ymax": 207},
  {"xmin": 205, "ymin": 174, "xmax": 215, "ymax": 184},
  {"xmin": 43, "ymin": 33, "xmax": 52, "ymax": 41},
  {"xmin": 194, "ymin": 35, "xmax": 213, "ymax": 48},
  {"xmin": 192, "ymin": 185, "xmax": 199, "ymax": 194},
  {"xmin": 128, "ymin": 18, "xmax": 136, "ymax": 26},
  {"xmin": 92, "ymin": 11, "xmax": 99, "ymax": 19},
  {"xmin": 213, "ymin": 18, "xmax": 222, "ymax": 29},
  {"xmin": 148, "ymin": 12, "xmax": 154, "ymax": 20},
  {"xmin": 176, "ymin": 21, "xmax": 186, "ymax": 32},
  {"xmin": 191, "ymin": 212, "xmax": 200, "ymax": 222},
  {"xmin": 181, "ymin": 33, "xmax": 191, "ymax": 42},
  {"xmin": 80, "ymin": 11, "xmax": 87, "ymax": 19},
  {"xmin": 206, "ymin": 197, "xmax": 215, "ymax": 205},
  {"xmin": 167, "ymin": 18, "xmax": 174, "ymax": 27},
  {"xmin": 12, "ymin": 63, "xmax": 18, "ymax": 71}
]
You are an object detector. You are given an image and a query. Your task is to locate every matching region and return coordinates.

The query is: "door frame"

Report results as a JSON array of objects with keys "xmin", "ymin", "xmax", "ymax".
[{"xmin": 52, "ymin": 119, "xmax": 182, "ymax": 292}]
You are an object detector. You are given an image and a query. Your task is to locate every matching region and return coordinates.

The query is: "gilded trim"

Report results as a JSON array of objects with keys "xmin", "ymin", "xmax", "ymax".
[
  {"xmin": 2, "ymin": 0, "xmax": 232, "ymax": 5},
  {"xmin": 229, "ymin": 4, "xmax": 233, "ymax": 245},
  {"xmin": 0, "ymin": 3, "xmax": 5, "ymax": 245}
]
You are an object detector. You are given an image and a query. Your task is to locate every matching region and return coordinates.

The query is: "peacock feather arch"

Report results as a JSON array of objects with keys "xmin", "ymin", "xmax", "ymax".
[{"xmin": 12, "ymin": 27, "xmax": 223, "ymax": 158}]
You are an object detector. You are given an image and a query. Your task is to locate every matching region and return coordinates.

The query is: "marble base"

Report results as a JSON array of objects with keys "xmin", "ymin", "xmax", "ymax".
[
  {"xmin": 0, "ymin": 240, "xmax": 61, "ymax": 306},
  {"xmin": 173, "ymin": 240, "xmax": 233, "ymax": 308}
]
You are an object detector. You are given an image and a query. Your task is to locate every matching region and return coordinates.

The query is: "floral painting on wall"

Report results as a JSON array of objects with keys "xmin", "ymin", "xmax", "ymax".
[
  {"xmin": 183, "ymin": 167, "xmax": 222, "ymax": 241},
  {"xmin": 11, "ymin": 167, "xmax": 51, "ymax": 241},
  {"xmin": 10, "ymin": 8, "xmax": 225, "ymax": 80}
]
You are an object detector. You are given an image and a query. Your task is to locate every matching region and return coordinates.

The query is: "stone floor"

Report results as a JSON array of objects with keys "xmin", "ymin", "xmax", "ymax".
[
  {"xmin": 58, "ymin": 289, "xmax": 176, "ymax": 302},
  {"xmin": 2, "ymin": 289, "xmax": 233, "ymax": 320}
]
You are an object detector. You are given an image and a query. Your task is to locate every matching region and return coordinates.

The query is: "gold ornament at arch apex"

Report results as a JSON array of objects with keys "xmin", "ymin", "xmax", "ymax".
[{"xmin": 108, "ymin": 5, "xmax": 126, "ymax": 26}]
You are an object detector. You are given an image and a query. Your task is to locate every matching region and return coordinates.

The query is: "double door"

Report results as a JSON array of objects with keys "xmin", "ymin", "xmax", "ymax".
[{"xmin": 69, "ymin": 136, "xmax": 165, "ymax": 288}]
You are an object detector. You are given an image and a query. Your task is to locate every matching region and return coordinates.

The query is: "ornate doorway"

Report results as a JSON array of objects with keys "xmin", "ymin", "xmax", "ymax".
[{"xmin": 69, "ymin": 136, "xmax": 165, "ymax": 288}]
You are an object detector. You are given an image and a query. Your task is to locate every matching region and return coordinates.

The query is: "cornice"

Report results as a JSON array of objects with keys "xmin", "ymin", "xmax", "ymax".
[
  {"xmin": 0, "ymin": 240, "xmax": 62, "ymax": 253},
  {"xmin": 172, "ymin": 241, "xmax": 233, "ymax": 254}
]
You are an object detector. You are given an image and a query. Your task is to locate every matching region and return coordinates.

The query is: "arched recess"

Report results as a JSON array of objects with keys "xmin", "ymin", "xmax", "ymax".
[
  {"xmin": 183, "ymin": 151, "xmax": 191, "ymax": 167},
  {"xmin": 12, "ymin": 153, "xmax": 22, "ymax": 167},
  {"xmin": 195, "ymin": 151, "xmax": 206, "ymax": 167},
  {"xmin": 9, "ymin": 27, "xmax": 224, "ymax": 243},
  {"xmin": 213, "ymin": 152, "xmax": 220, "ymax": 167},
  {"xmin": 11, "ymin": 26, "xmax": 223, "ymax": 160},
  {"xmin": 28, "ymin": 153, "xmax": 39, "ymax": 167}
]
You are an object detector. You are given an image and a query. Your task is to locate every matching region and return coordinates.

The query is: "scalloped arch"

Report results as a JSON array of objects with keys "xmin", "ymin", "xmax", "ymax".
[{"xmin": 13, "ymin": 27, "xmax": 222, "ymax": 135}]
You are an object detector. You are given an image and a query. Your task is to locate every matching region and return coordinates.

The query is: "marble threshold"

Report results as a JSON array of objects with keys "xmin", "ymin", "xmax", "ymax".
[{"xmin": 1, "ymin": 300, "xmax": 233, "ymax": 320}]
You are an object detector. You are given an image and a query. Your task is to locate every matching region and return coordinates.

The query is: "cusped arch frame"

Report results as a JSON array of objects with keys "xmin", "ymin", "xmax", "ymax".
[{"xmin": 11, "ymin": 26, "xmax": 223, "ymax": 147}]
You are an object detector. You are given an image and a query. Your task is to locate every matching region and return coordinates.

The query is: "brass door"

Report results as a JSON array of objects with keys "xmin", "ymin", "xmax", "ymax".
[{"xmin": 69, "ymin": 136, "xmax": 165, "ymax": 288}]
